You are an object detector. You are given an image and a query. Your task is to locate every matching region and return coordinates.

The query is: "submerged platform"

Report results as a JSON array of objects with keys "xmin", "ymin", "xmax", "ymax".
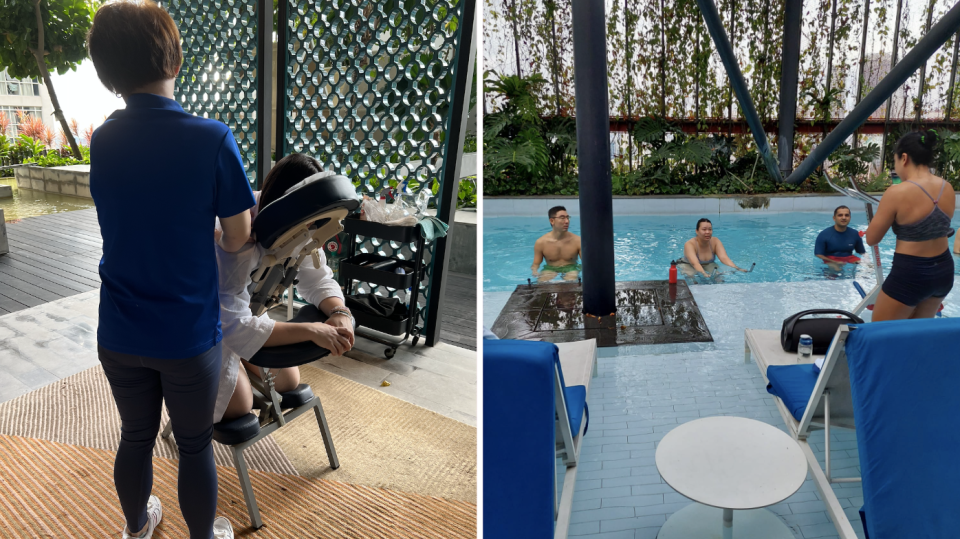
[{"xmin": 490, "ymin": 280, "xmax": 713, "ymax": 347}]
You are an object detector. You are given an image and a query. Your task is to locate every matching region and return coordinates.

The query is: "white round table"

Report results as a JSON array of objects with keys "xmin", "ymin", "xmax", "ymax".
[{"xmin": 655, "ymin": 416, "xmax": 807, "ymax": 539}]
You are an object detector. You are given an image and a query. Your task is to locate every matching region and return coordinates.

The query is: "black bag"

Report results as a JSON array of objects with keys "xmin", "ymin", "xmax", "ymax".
[{"xmin": 780, "ymin": 309, "xmax": 864, "ymax": 354}]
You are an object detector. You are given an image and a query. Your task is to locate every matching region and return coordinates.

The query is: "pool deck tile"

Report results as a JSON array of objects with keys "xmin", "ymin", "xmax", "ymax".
[{"xmin": 483, "ymin": 278, "xmax": 925, "ymax": 539}]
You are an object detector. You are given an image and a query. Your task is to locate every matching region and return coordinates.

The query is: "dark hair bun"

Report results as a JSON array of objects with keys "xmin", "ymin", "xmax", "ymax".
[{"xmin": 921, "ymin": 129, "xmax": 939, "ymax": 150}]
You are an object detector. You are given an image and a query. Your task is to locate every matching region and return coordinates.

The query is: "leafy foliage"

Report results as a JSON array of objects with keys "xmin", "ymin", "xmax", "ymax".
[{"xmin": 0, "ymin": 0, "xmax": 97, "ymax": 79}]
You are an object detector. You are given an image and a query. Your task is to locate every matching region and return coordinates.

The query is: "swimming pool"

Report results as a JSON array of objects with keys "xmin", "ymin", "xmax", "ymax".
[{"xmin": 483, "ymin": 212, "xmax": 960, "ymax": 292}]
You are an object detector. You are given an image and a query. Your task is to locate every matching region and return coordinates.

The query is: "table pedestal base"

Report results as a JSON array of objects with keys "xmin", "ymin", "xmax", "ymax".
[{"xmin": 657, "ymin": 503, "xmax": 796, "ymax": 539}]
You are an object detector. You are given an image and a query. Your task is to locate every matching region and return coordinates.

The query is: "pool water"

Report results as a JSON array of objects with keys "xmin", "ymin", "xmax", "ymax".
[
  {"xmin": 0, "ymin": 176, "xmax": 95, "ymax": 222},
  {"xmin": 483, "ymin": 212, "xmax": 960, "ymax": 292}
]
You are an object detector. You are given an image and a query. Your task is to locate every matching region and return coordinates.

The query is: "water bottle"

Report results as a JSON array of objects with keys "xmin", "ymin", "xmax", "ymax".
[
  {"xmin": 669, "ymin": 260, "xmax": 678, "ymax": 284},
  {"xmin": 797, "ymin": 334, "xmax": 813, "ymax": 362}
]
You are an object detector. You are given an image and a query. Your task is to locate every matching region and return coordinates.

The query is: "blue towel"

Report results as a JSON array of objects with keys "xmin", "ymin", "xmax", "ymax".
[
  {"xmin": 417, "ymin": 216, "xmax": 449, "ymax": 241},
  {"xmin": 846, "ymin": 318, "xmax": 960, "ymax": 539}
]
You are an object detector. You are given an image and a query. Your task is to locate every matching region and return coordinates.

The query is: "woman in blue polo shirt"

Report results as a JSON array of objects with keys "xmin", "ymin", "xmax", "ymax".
[{"xmin": 87, "ymin": 3, "xmax": 253, "ymax": 538}]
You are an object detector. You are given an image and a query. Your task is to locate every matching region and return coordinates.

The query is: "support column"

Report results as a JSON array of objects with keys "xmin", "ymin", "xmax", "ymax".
[
  {"xmin": 274, "ymin": 0, "xmax": 288, "ymax": 162},
  {"xmin": 784, "ymin": 0, "xmax": 960, "ymax": 184},
  {"xmin": 256, "ymin": 0, "xmax": 274, "ymax": 189},
  {"xmin": 695, "ymin": 0, "xmax": 781, "ymax": 183},
  {"xmin": 571, "ymin": 0, "xmax": 616, "ymax": 316},
  {"xmin": 424, "ymin": 0, "xmax": 477, "ymax": 346},
  {"xmin": 778, "ymin": 0, "xmax": 803, "ymax": 177}
]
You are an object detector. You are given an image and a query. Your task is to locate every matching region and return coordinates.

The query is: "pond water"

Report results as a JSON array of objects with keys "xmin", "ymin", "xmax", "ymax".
[{"xmin": 0, "ymin": 176, "xmax": 95, "ymax": 222}]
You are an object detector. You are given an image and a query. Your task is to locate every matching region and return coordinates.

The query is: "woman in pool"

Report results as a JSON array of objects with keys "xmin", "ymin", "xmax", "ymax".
[
  {"xmin": 679, "ymin": 218, "xmax": 750, "ymax": 279},
  {"xmin": 865, "ymin": 130, "xmax": 955, "ymax": 321},
  {"xmin": 214, "ymin": 154, "xmax": 355, "ymax": 422}
]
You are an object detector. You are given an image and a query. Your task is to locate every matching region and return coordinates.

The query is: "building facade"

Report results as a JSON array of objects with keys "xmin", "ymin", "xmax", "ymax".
[{"xmin": 0, "ymin": 68, "xmax": 54, "ymax": 137}]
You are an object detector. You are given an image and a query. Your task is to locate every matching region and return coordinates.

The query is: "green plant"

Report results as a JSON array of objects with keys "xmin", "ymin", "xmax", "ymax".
[
  {"xmin": 483, "ymin": 71, "xmax": 579, "ymax": 196},
  {"xmin": 10, "ymin": 134, "xmax": 44, "ymax": 163},
  {"xmin": 457, "ymin": 177, "xmax": 477, "ymax": 208}
]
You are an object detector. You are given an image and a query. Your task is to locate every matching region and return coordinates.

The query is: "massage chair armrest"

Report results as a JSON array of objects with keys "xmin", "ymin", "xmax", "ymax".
[{"xmin": 247, "ymin": 304, "xmax": 357, "ymax": 369}]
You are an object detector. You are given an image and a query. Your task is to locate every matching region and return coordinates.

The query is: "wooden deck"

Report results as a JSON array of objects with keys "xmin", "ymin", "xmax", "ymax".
[
  {"xmin": 0, "ymin": 209, "xmax": 102, "ymax": 314},
  {"xmin": 0, "ymin": 208, "xmax": 476, "ymax": 350}
]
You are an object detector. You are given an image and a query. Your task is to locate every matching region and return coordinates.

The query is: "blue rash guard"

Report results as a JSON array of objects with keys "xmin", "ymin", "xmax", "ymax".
[{"xmin": 815, "ymin": 226, "xmax": 866, "ymax": 258}]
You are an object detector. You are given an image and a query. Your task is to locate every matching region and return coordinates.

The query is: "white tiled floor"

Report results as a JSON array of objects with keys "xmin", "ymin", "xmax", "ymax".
[{"xmin": 485, "ymin": 278, "xmax": 960, "ymax": 538}]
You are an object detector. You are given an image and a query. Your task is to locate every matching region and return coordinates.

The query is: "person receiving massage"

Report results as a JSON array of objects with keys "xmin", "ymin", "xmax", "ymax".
[
  {"xmin": 532, "ymin": 206, "xmax": 582, "ymax": 282},
  {"xmin": 213, "ymin": 154, "xmax": 356, "ymax": 423},
  {"xmin": 815, "ymin": 205, "xmax": 866, "ymax": 271},
  {"xmin": 679, "ymin": 218, "xmax": 749, "ymax": 279},
  {"xmin": 865, "ymin": 130, "xmax": 955, "ymax": 321},
  {"xmin": 88, "ymin": 3, "xmax": 254, "ymax": 538}
]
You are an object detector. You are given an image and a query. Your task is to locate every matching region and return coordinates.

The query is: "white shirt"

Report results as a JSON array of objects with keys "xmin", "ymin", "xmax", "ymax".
[{"xmin": 212, "ymin": 209, "xmax": 344, "ymax": 422}]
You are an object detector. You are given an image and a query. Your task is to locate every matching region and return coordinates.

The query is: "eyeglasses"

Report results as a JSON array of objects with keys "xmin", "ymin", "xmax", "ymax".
[{"xmin": 552, "ymin": 216, "xmax": 571, "ymax": 221}]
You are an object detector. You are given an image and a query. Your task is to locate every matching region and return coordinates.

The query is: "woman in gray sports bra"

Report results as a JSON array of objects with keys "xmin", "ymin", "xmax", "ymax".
[{"xmin": 864, "ymin": 130, "xmax": 956, "ymax": 321}]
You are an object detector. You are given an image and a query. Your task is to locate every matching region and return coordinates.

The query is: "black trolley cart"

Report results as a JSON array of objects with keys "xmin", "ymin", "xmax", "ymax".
[{"xmin": 339, "ymin": 218, "xmax": 425, "ymax": 359}]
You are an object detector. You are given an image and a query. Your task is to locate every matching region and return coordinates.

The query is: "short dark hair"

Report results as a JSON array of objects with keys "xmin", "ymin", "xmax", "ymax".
[
  {"xmin": 833, "ymin": 205, "xmax": 850, "ymax": 216},
  {"xmin": 696, "ymin": 218, "xmax": 712, "ymax": 230},
  {"xmin": 893, "ymin": 129, "xmax": 939, "ymax": 168},
  {"xmin": 87, "ymin": 1, "xmax": 183, "ymax": 96},
  {"xmin": 259, "ymin": 153, "xmax": 324, "ymax": 213},
  {"xmin": 548, "ymin": 206, "xmax": 567, "ymax": 219}
]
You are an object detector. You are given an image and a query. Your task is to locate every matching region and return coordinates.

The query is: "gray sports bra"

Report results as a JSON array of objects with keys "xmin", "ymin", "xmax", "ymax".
[{"xmin": 890, "ymin": 180, "xmax": 956, "ymax": 242}]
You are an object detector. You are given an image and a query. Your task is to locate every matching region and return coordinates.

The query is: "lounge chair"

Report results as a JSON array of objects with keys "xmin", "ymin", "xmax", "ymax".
[
  {"xmin": 483, "ymin": 338, "xmax": 596, "ymax": 539},
  {"xmin": 162, "ymin": 173, "xmax": 360, "ymax": 528},
  {"xmin": 745, "ymin": 325, "xmax": 859, "ymax": 539},
  {"xmin": 845, "ymin": 318, "xmax": 960, "ymax": 538}
]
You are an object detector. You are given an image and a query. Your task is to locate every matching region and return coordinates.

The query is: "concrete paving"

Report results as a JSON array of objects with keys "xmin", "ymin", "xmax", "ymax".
[{"xmin": 0, "ymin": 289, "xmax": 476, "ymax": 427}]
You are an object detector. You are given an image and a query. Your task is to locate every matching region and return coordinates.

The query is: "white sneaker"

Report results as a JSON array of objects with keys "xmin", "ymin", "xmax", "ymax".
[
  {"xmin": 121, "ymin": 495, "xmax": 163, "ymax": 539},
  {"xmin": 212, "ymin": 516, "xmax": 234, "ymax": 539}
]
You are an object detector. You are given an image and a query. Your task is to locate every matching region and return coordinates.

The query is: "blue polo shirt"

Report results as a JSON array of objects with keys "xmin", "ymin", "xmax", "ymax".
[
  {"xmin": 90, "ymin": 93, "xmax": 255, "ymax": 359},
  {"xmin": 815, "ymin": 226, "xmax": 866, "ymax": 258}
]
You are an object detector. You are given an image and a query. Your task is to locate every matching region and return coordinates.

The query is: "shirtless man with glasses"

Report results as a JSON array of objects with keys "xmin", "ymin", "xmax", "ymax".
[{"xmin": 532, "ymin": 206, "xmax": 582, "ymax": 282}]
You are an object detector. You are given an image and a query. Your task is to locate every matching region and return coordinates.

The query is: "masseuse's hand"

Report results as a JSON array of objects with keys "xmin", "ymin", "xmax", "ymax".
[
  {"xmin": 325, "ymin": 314, "xmax": 355, "ymax": 348},
  {"xmin": 306, "ymin": 322, "xmax": 353, "ymax": 356}
]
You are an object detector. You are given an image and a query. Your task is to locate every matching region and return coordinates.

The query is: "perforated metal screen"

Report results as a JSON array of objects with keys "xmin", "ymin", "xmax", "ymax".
[
  {"xmin": 165, "ymin": 0, "xmax": 263, "ymax": 187},
  {"xmin": 278, "ymin": 0, "xmax": 470, "ymax": 329}
]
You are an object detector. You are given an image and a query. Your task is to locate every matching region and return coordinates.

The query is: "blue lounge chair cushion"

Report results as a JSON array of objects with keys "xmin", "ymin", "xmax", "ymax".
[
  {"xmin": 845, "ymin": 318, "xmax": 960, "ymax": 539},
  {"xmin": 765, "ymin": 363, "xmax": 819, "ymax": 421},
  {"xmin": 483, "ymin": 339, "xmax": 558, "ymax": 539},
  {"xmin": 564, "ymin": 385, "xmax": 588, "ymax": 436}
]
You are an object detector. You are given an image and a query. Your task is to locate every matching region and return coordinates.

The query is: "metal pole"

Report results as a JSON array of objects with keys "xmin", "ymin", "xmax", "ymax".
[
  {"xmin": 880, "ymin": 0, "xmax": 905, "ymax": 169},
  {"xmin": 826, "ymin": 0, "xmax": 837, "ymax": 94},
  {"xmin": 946, "ymin": 31, "xmax": 960, "ymax": 120},
  {"xmin": 549, "ymin": 1, "xmax": 562, "ymax": 115},
  {"xmin": 510, "ymin": 0, "xmax": 523, "ymax": 78},
  {"xmin": 625, "ymin": 0, "xmax": 634, "ymax": 172},
  {"xmin": 257, "ymin": 0, "xmax": 274, "ymax": 189},
  {"xmin": 778, "ymin": 0, "xmax": 803, "ymax": 177},
  {"xmin": 853, "ymin": 0, "xmax": 871, "ymax": 148},
  {"xmin": 273, "ymin": 0, "xmax": 288, "ymax": 162},
  {"xmin": 424, "ymin": 0, "xmax": 476, "ymax": 346},
  {"xmin": 915, "ymin": 0, "xmax": 937, "ymax": 125},
  {"xmin": 571, "ymin": 0, "xmax": 616, "ymax": 316},
  {"xmin": 784, "ymin": 0, "xmax": 960, "ymax": 185},
  {"xmin": 695, "ymin": 0, "xmax": 782, "ymax": 182}
]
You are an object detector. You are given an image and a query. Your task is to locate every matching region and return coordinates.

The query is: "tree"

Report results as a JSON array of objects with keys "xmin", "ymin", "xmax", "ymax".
[{"xmin": 0, "ymin": 0, "xmax": 98, "ymax": 159}]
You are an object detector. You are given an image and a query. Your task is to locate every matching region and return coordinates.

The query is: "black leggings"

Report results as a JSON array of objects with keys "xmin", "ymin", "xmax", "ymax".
[
  {"xmin": 881, "ymin": 250, "xmax": 955, "ymax": 307},
  {"xmin": 99, "ymin": 343, "xmax": 221, "ymax": 539}
]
